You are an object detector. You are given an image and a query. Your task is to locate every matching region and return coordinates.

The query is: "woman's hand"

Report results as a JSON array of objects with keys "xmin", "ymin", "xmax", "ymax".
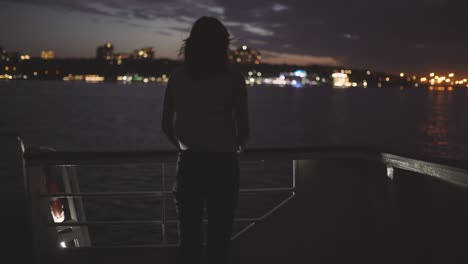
[{"xmin": 236, "ymin": 145, "xmax": 243, "ymax": 155}]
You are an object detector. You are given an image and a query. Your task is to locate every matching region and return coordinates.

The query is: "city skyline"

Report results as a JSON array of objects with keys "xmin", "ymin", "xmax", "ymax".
[{"xmin": 1, "ymin": 0, "xmax": 468, "ymax": 75}]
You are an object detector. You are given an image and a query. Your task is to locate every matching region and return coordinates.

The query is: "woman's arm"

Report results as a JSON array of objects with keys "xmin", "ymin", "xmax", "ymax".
[
  {"xmin": 234, "ymin": 73, "xmax": 249, "ymax": 148},
  {"xmin": 161, "ymin": 78, "xmax": 179, "ymax": 149}
]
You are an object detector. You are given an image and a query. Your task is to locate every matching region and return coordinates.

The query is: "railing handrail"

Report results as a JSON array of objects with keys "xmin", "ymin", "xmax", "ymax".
[
  {"xmin": 24, "ymin": 145, "xmax": 468, "ymax": 170},
  {"xmin": 21, "ymin": 143, "xmax": 468, "ymax": 250}
]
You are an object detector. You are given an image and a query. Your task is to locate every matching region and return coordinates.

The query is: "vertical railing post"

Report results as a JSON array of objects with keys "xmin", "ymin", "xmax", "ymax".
[
  {"xmin": 161, "ymin": 163, "xmax": 167, "ymax": 244},
  {"xmin": 0, "ymin": 134, "xmax": 35, "ymax": 263}
]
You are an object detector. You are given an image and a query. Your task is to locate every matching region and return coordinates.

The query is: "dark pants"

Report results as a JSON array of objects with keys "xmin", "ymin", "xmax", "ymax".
[{"xmin": 174, "ymin": 151, "xmax": 240, "ymax": 264}]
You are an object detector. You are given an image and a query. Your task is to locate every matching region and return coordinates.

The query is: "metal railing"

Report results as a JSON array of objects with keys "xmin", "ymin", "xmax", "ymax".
[
  {"xmin": 23, "ymin": 146, "xmax": 468, "ymax": 250},
  {"xmin": 24, "ymin": 148, "xmax": 298, "ymax": 248}
]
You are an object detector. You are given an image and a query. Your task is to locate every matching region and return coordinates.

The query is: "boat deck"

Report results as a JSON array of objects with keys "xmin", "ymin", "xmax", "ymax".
[
  {"xmin": 3, "ymin": 133, "xmax": 468, "ymax": 264},
  {"xmin": 57, "ymin": 153, "xmax": 468, "ymax": 264}
]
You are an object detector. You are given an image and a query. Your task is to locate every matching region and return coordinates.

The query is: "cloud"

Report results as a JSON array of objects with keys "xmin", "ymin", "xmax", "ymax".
[
  {"xmin": 272, "ymin": 3, "xmax": 288, "ymax": 12},
  {"xmin": 242, "ymin": 24, "xmax": 274, "ymax": 37},
  {"xmin": 194, "ymin": 3, "xmax": 225, "ymax": 15},
  {"xmin": 1, "ymin": 0, "xmax": 224, "ymax": 20},
  {"xmin": 2, "ymin": 0, "xmax": 468, "ymax": 72},
  {"xmin": 249, "ymin": 39, "xmax": 269, "ymax": 46},
  {"xmin": 261, "ymin": 50, "xmax": 340, "ymax": 66},
  {"xmin": 343, "ymin": 33, "xmax": 360, "ymax": 40}
]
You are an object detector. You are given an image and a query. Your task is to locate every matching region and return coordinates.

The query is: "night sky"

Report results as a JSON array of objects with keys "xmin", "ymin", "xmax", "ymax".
[{"xmin": 1, "ymin": 0, "xmax": 468, "ymax": 75}]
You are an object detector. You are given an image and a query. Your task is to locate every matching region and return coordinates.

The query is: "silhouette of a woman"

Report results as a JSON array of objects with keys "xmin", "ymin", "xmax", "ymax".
[{"xmin": 162, "ymin": 17, "xmax": 249, "ymax": 264}]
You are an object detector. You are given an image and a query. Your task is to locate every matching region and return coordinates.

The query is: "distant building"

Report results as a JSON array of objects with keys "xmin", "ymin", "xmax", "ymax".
[
  {"xmin": 114, "ymin": 53, "xmax": 130, "ymax": 65},
  {"xmin": 0, "ymin": 46, "xmax": 20, "ymax": 62},
  {"xmin": 229, "ymin": 45, "xmax": 262, "ymax": 64},
  {"xmin": 132, "ymin": 47, "xmax": 154, "ymax": 60},
  {"xmin": 41, "ymin": 50, "xmax": 55, "ymax": 60},
  {"xmin": 96, "ymin": 43, "xmax": 114, "ymax": 60},
  {"xmin": 6, "ymin": 51, "xmax": 20, "ymax": 62}
]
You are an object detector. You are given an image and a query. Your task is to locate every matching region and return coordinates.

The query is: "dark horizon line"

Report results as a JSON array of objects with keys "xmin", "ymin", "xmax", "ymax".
[{"xmin": 1, "ymin": 57, "xmax": 417, "ymax": 76}]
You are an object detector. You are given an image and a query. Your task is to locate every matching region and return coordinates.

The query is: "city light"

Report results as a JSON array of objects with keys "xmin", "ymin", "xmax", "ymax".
[
  {"xmin": 5, "ymin": 40, "xmax": 468, "ymax": 89},
  {"xmin": 331, "ymin": 72, "xmax": 350, "ymax": 88},
  {"xmin": 293, "ymin": 70, "xmax": 307, "ymax": 78},
  {"xmin": 0, "ymin": 74, "xmax": 13, "ymax": 80},
  {"xmin": 231, "ymin": 45, "xmax": 261, "ymax": 64},
  {"xmin": 63, "ymin": 74, "xmax": 84, "ymax": 81},
  {"xmin": 41, "ymin": 50, "xmax": 55, "ymax": 60},
  {"xmin": 84, "ymin": 75, "xmax": 105, "ymax": 82}
]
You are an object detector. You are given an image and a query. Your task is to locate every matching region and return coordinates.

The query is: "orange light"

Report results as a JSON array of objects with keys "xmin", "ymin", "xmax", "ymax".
[{"xmin": 430, "ymin": 73, "xmax": 435, "ymax": 77}]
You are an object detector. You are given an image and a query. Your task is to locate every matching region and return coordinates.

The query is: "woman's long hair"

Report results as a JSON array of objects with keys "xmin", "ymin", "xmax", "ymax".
[{"xmin": 180, "ymin": 17, "xmax": 230, "ymax": 79}]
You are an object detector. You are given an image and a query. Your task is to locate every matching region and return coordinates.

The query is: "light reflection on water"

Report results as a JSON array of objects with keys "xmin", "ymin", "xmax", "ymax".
[{"xmin": 420, "ymin": 87, "xmax": 467, "ymax": 159}]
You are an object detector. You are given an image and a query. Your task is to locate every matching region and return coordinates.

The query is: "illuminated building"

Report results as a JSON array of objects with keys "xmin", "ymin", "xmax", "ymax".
[
  {"xmin": 114, "ymin": 53, "xmax": 130, "ymax": 65},
  {"xmin": 41, "ymin": 50, "xmax": 55, "ymax": 60},
  {"xmin": 84, "ymin": 74, "xmax": 105, "ymax": 82},
  {"xmin": 132, "ymin": 47, "xmax": 155, "ymax": 60},
  {"xmin": 331, "ymin": 72, "xmax": 350, "ymax": 88},
  {"xmin": 229, "ymin": 45, "xmax": 262, "ymax": 64},
  {"xmin": 96, "ymin": 43, "xmax": 114, "ymax": 60}
]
